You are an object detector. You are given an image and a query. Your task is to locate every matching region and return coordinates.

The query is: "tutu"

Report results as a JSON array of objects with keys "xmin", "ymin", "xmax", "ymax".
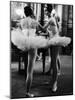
[
  {"xmin": 11, "ymin": 28, "xmax": 48, "ymax": 51},
  {"xmin": 11, "ymin": 28, "xmax": 29, "ymax": 51},
  {"xmin": 49, "ymin": 35, "xmax": 71, "ymax": 47},
  {"xmin": 11, "ymin": 28, "xmax": 71, "ymax": 51}
]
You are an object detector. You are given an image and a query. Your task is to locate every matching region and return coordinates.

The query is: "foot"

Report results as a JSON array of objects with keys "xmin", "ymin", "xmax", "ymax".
[
  {"xmin": 52, "ymin": 81, "xmax": 57, "ymax": 92},
  {"xmin": 25, "ymin": 92, "xmax": 34, "ymax": 98},
  {"xmin": 57, "ymin": 70, "xmax": 61, "ymax": 76}
]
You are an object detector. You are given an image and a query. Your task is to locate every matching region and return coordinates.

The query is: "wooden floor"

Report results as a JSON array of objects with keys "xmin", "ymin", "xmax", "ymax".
[{"xmin": 10, "ymin": 56, "xmax": 73, "ymax": 99}]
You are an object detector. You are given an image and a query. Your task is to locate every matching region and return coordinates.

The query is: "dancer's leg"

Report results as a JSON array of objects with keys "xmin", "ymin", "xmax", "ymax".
[
  {"xmin": 23, "ymin": 51, "xmax": 28, "ymax": 80},
  {"xmin": 57, "ymin": 54, "xmax": 61, "ymax": 75},
  {"xmin": 42, "ymin": 49, "xmax": 46, "ymax": 74},
  {"xmin": 26, "ymin": 49, "xmax": 37, "ymax": 97},
  {"xmin": 50, "ymin": 46, "xmax": 58, "ymax": 92},
  {"xmin": 47, "ymin": 47, "xmax": 61, "ymax": 76}
]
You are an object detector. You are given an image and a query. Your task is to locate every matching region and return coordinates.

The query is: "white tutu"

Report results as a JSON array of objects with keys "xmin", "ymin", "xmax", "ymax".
[
  {"xmin": 11, "ymin": 28, "xmax": 71, "ymax": 51},
  {"xmin": 11, "ymin": 28, "xmax": 48, "ymax": 51},
  {"xmin": 49, "ymin": 35, "xmax": 71, "ymax": 47}
]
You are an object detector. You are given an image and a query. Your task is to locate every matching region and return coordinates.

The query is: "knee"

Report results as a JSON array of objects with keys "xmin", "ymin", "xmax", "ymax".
[{"xmin": 26, "ymin": 72, "xmax": 33, "ymax": 81}]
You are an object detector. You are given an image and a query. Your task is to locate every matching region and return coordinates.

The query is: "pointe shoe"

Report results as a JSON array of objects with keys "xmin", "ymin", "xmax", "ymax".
[
  {"xmin": 52, "ymin": 81, "xmax": 57, "ymax": 92},
  {"xmin": 57, "ymin": 70, "xmax": 61, "ymax": 76},
  {"xmin": 25, "ymin": 92, "xmax": 34, "ymax": 98}
]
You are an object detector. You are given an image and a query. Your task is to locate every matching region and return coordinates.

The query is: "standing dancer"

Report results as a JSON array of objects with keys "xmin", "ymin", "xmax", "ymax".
[
  {"xmin": 43, "ymin": 9, "xmax": 63, "ymax": 92},
  {"xmin": 11, "ymin": 6, "xmax": 71, "ymax": 97},
  {"xmin": 46, "ymin": 10, "xmax": 61, "ymax": 76}
]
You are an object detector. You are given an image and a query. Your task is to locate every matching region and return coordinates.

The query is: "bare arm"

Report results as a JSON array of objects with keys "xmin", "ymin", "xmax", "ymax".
[
  {"xmin": 43, "ymin": 18, "xmax": 52, "ymax": 29},
  {"xmin": 36, "ymin": 21, "xmax": 47, "ymax": 35},
  {"xmin": 36, "ymin": 21, "xmax": 44, "ymax": 30},
  {"xmin": 43, "ymin": 17, "xmax": 57, "ymax": 29},
  {"xmin": 43, "ymin": 21, "xmax": 50, "ymax": 29}
]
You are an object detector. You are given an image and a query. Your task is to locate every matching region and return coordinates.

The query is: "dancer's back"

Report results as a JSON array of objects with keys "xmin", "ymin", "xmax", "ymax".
[{"xmin": 21, "ymin": 17, "xmax": 37, "ymax": 37}]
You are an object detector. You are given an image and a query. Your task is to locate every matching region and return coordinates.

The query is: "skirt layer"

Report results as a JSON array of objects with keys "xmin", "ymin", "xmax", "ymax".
[
  {"xmin": 11, "ymin": 29, "xmax": 48, "ymax": 51},
  {"xmin": 11, "ymin": 29, "xmax": 71, "ymax": 51},
  {"xmin": 49, "ymin": 36, "xmax": 71, "ymax": 47}
]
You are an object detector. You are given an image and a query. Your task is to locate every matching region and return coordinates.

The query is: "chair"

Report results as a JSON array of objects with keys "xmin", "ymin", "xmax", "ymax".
[{"xmin": 11, "ymin": 42, "xmax": 28, "ymax": 74}]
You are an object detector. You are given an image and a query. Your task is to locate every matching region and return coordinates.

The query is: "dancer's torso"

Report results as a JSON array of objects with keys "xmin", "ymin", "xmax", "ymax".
[
  {"xmin": 47, "ymin": 17, "xmax": 59, "ymax": 38},
  {"xmin": 21, "ymin": 17, "xmax": 37, "ymax": 37}
]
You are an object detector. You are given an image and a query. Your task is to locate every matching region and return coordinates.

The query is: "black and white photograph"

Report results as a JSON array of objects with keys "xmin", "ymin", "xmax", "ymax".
[{"xmin": 10, "ymin": 1, "xmax": 73, "ymax": 99}]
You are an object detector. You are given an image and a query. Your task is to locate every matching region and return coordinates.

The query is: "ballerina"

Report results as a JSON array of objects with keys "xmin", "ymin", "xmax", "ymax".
[
  {"xmin": 11, "ymin": 6, "xmax": 71, "ymax": 97},
  {"xmin": 43, "ymin": 9, "xmax": 70, "ymax": 92}
]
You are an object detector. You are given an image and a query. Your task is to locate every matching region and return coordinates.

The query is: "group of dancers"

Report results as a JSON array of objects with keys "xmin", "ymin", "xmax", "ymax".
[{"xmin": 11, "ymin": 6, "xmax": 71, "ymax": 97}]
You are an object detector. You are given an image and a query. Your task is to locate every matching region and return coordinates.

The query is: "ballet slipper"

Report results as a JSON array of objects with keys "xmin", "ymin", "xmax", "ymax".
[
  {"xmin": 25, "ymin": 92, "xmax": 34, "ymax": 98},
  {"xmin": 57, "ymin": 70, "xmax": 61, "ymax": 76},
  {"xmin": 52, "ymin": 81, "xmax": 57, "ymax": 92}
]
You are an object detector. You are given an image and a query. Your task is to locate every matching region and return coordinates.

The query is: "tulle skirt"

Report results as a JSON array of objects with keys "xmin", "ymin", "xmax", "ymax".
[
  {"xmin": 11, "ymin": 28, "xmax": 71, "ymax": 51},
  {"xmin": 11, "ymin": 28, "xmax": 48, "ymax": 51},
  {"xmin": 49, "ymin": 35, "xmax": 71, "ymax": 47}
]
